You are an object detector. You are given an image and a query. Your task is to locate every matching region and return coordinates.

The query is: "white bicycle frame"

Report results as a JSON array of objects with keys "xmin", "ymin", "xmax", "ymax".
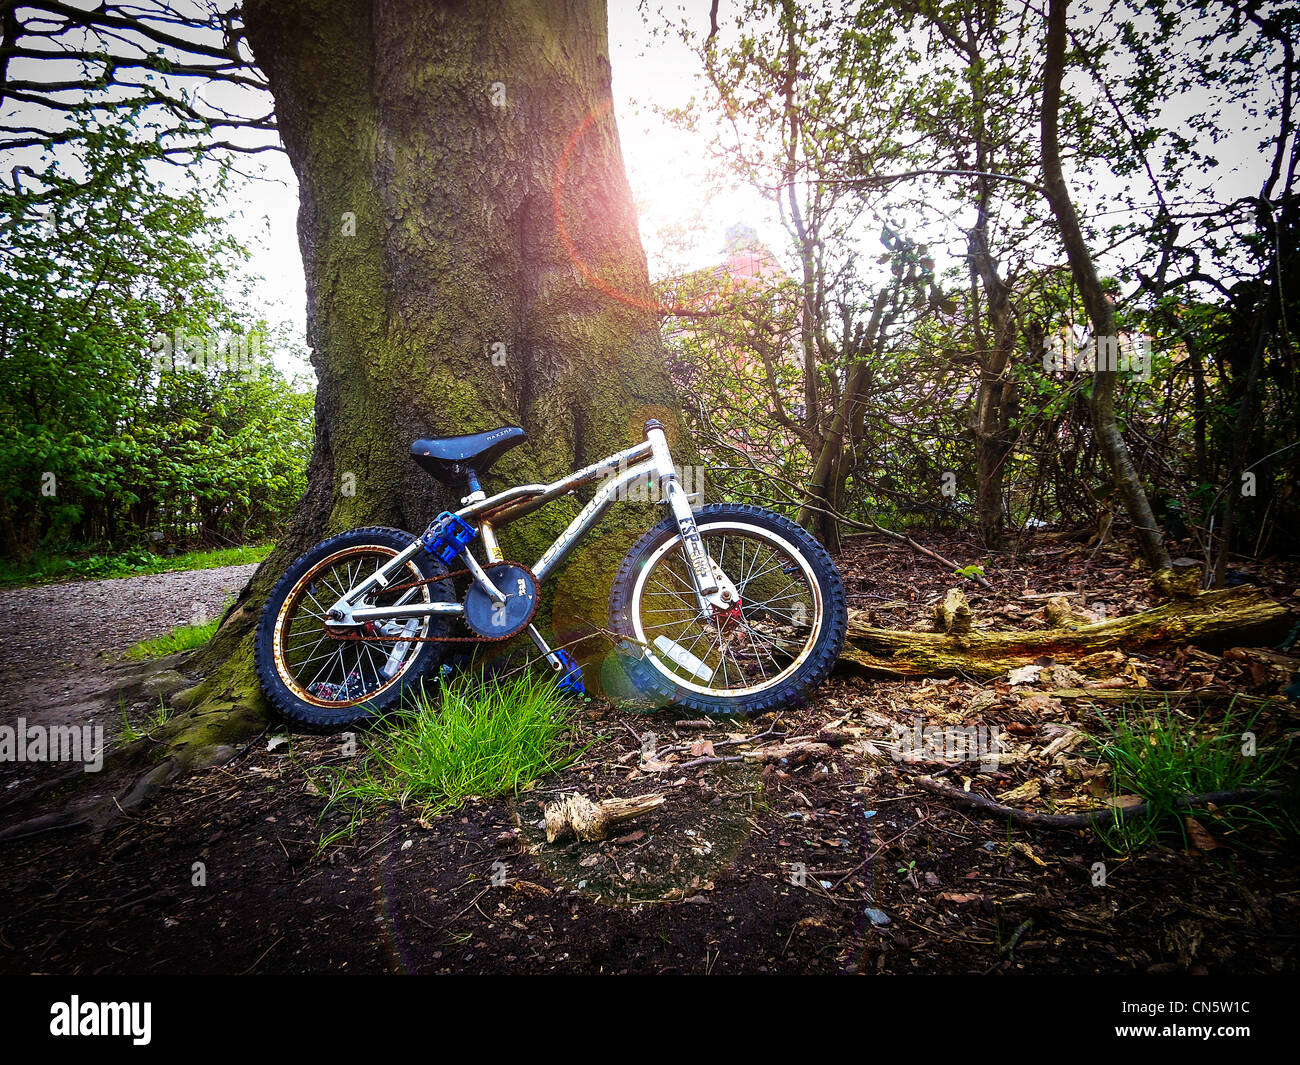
[{"xmin": 321, "ymin": 422, "xmax": 733, "ymax": 671}]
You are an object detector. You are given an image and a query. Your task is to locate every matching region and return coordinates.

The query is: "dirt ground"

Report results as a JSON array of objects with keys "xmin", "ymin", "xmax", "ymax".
[
  {"xmin": 0, "ymin": 563, "xmax": 257, "ymax": 740},
  {"xmin": 0, "ymin": 535, "xmax": 1297, "ymax": 975}
]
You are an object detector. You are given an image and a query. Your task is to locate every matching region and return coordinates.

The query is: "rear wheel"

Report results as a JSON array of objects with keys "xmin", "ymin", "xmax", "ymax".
[
  {"xmin": 608, "ymin": 503, "xmax": 847, "ymax": 715},
  {"xmin": 254, "ymin": 526, "xmax": 454, "ymax": 730}
]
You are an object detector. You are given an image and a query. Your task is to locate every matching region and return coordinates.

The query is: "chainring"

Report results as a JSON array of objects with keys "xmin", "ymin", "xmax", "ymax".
[{"xmin": 462, "ymin": 562, "xmax": 539, "ymax": 639}]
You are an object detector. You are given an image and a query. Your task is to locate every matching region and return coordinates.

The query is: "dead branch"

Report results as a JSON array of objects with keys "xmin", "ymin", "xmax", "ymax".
[
  {"xmin": 911, "ymin": 775, "xmax": 1285, "ymax": 829},
  {"xmin": 839, "ymin": 585, "xmax": 1289, "ymax": 678},
  {"xmin": 544, "ymin": 792, "xmax": 665, "ymax": 843}
]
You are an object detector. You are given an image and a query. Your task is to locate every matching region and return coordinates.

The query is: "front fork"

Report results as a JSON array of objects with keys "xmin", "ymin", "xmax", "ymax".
[{"xmin": 644, "ymin": 420, "xmax": 736, "ymax": 614}]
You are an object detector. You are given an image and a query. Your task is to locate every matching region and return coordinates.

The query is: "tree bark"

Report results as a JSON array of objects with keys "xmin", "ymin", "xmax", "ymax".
[
  {"xmin": 1040, "ymin": 0, "xmax": 1170, "ymax": 574},
  {"xmin": 177, "ymin": 0, "xmax": 692, "ymax": 743}
]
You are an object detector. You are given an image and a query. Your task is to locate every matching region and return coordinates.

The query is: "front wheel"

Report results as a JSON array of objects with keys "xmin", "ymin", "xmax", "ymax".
[{"xmin": 608, "ymin": 503, "xmax": 847, "ymax": 715}]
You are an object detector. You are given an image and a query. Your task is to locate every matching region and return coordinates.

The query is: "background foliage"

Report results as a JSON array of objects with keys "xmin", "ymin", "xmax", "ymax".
[{"xmin": 0, "ymin": 111, "xmax": 313, "ymax": 563}]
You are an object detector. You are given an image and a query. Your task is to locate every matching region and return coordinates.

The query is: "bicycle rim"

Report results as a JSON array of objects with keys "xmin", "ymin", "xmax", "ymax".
[{"xmin": 629, "ymin": 521, "xmax": 824, "ymax": 697}]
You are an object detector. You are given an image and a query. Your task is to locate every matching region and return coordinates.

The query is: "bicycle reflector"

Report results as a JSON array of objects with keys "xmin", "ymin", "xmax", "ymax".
[{"xmin": 420, "ymin": 511, "xmax": 476, "ymax": 563}]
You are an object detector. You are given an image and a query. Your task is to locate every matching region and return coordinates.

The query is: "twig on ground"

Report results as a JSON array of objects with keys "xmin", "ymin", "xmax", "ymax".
[{"xmin": 911, "ymin": 775, "xmax": 1285, "ymax": 828}]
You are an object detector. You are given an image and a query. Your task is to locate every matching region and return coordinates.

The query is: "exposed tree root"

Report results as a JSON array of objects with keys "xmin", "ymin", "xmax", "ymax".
[{"xmin": 0, "ymin": 651, "xmax": 267, "ymax": 846}]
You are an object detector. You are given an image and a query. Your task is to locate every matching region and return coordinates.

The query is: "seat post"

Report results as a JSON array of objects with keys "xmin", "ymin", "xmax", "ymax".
[{"xmin": 461, "ymin": 467, "xmax": 488, "ymax": 509}]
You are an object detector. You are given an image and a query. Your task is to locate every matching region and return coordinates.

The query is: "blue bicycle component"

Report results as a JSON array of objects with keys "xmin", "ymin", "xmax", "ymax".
[
  {"xmin": 420, "ymin": 511, "xmax": 476, "ymax": 564},
  {"xmin": 552, "ymin": 649, "xmax": 585, "ymax": 696}
]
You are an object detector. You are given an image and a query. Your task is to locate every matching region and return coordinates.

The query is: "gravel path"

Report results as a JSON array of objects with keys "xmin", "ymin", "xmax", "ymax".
[{"xmin": 0, "ymin": 563, "xmax": 259, "ymax": 736}]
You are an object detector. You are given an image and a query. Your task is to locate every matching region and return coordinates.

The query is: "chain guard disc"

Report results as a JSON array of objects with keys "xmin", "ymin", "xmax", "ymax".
[{"xmin": 462, "ymin": 562, "xmax": 539, "ymax": 639}]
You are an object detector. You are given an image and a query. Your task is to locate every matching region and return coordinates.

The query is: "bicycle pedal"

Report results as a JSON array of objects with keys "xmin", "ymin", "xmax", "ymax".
[
  {"xmin": 552, "ymin": 649, "xmax": 585, "ymax": 696},
  {"xmin": 420, "ymin": 511, "xmax": 476, "ymax": 564}
]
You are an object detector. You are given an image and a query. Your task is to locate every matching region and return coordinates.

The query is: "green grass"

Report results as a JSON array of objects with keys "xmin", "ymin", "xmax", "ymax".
[
  {"xmin": 315, "ymin": 672, "xmax": 586, "ymax": 830},
  {"xmin": 1092, "ymin": 698, "xmax": 1295, "ymax": 851},
  {"xmin": 0, "ymin": 542, "xmax": 272, "ymax": 588},
  {"xmin": 123, "ymin": 616, "xmax": 221, "ymax": 660},
  {"xmin": 118, "ymin": 696, "xmax": 176, "ymax": 743}
]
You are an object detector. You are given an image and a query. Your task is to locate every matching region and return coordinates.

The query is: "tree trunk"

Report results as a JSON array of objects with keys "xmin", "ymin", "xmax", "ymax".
[
  {"xmin": 1040, "ymin": 0, "xmax": 1170, "ymax": 574},
  {"xmin": 796, "ymin": 292, "xmax": 886, "ymax": 552},
  {"xmin": 960, "ymin": 25, "xmax": 1018, "ymax": 551},
  {"xmin": 1211, "ymin": 300, "xmax": 1271, "ymax": 587},
  {"xmin": 177, "ymin": 0, "xmax": 692, "ymax": 746},
  {"xmin": 968, "ymin": 224, "xmax": 1017, "ymax": 548}
]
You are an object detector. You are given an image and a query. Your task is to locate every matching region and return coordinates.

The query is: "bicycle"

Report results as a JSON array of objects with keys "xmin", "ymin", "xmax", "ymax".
[{"xmin": 254, "ymin": 419, "xmax": 847, "ymax": 728}]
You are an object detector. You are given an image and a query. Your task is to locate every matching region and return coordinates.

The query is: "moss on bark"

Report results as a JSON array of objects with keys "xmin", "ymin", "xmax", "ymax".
[{"xmin": 840, "ymin": 586, "xmax": 1289, "ymax": 677}]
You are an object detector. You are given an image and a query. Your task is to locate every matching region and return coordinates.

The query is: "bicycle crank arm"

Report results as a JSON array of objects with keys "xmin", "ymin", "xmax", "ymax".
[{"xmin": 458, "ymin": 548, "xmax": 509, "ymax": 607}]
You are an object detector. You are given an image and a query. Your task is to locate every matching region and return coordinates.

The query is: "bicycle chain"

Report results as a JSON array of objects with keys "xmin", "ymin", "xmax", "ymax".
[{"xmin": 323, "ymin": 564, "xmax": 526, "ymax": 645}]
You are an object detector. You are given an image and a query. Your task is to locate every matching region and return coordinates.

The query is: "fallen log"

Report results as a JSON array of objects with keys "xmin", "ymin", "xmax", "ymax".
[{"xmin": 838, "ymin": 585, "xmax": 1289, "ymax": 678}]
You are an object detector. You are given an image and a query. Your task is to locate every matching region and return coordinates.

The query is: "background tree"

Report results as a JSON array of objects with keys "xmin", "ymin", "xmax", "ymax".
[
  {"xmin": 0, "ymin": 110, "xmax": 312, "ymax": 559},
  {"xmin": 875, "ymin": 0, "xmax": 1048, "ymax": 549},
  {"xmin": 1101, "ymin": 0, "xmax": 1299, "ymax": 582},
  {"xmin": 1040, "ymin": 0, "xmax": 1171, "ymax": 572}
]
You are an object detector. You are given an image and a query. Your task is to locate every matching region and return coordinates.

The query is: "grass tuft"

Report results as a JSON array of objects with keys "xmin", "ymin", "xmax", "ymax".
[
  {"xmin": 316, "ymin": 671, "xmax": 586, "ymax": 831},
  {"xmin": 1093, "ymin": 698, "xmax": 1294, "ymax": 851},
  {"xmin": 118, "ymin": 696, "xmax": 175, "ymax": 743},
  {"xmin": 123, "ymin": 617, "xmax": 220, "ymax": 660}
]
